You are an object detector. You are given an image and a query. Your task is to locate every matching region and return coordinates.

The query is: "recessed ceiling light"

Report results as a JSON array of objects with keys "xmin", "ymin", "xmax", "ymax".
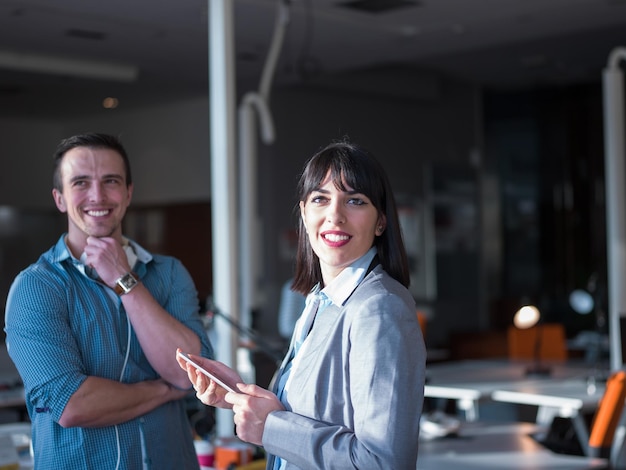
[{"xmin": 102, "ymin": 97, "xmax": 119, "ymax": 109}]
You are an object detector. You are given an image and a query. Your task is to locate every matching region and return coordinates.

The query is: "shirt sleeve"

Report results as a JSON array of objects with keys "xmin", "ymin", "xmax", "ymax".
[
  {"xmin": 5, "ymin": 268, "xmax": 88, "ymax": 422},
  {"xmin": 147, "ymin": 256, "xmax": 213, "ymax": 360}
]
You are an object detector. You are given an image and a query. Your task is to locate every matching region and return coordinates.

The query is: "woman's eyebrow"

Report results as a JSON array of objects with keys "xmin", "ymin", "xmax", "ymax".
[{"xmin": 311, "ymin": 186, "xmax": 360, "ymax": 195}]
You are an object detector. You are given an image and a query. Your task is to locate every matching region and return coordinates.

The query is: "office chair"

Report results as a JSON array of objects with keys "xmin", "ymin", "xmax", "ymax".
[
  {"xmin": 532, "ymin": 368, "xmax": 626, "ymax": 467},
  {"xmin": 507, "ymin": 323, "xmax": 568, "ymax": 361},
  {"xmin": 588, "ymin": 369, "xmax": 626, "ymax": 460}
]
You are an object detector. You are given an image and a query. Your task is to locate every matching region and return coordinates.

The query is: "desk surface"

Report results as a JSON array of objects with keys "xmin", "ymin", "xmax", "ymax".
[
  {"xmin": 426, "ymin": 359, "xmax": 601, "ymax": 383},
  {"xmin": 492, "ymin": 378, "xmax": 604, "ymax": 411},
  {"xmin": 418, "ymin": 422, "xmax": 608, "ymax": 469},
  {"xmin": 424, "ymin": 359, "xmax": 608, "ymax": 425},
  {"xmin": 425, "ymin": 359, "xmax": 605, "ymax": 400}
]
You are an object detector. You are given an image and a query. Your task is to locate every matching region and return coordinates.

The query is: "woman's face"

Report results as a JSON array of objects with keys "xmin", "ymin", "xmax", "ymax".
[{"xmin": 300, "ymin": 170, "xmax": 385, "ymax": 286}]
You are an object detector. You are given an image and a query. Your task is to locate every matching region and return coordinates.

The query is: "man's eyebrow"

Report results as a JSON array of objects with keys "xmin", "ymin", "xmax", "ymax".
[
  {"xmin": 69, "ymin": 174, "xmax": 91, "ymax": 183},
  {"xmin": 68, "ymin": 173, "xmax": 124, "ymax": 183},
  {"xmin": 102, "ymin": 173, "xmax": 124, "ymax": 180}
]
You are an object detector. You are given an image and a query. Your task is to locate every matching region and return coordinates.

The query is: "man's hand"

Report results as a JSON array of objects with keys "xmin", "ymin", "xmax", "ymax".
[{"xmin": 83, "ymin": 236, "xmax": 131, "ymax": 287}]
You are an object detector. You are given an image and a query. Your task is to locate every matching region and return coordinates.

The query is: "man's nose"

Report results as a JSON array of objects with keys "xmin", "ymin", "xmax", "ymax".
[{"xmin": 88, "ymin": 182, "xmax": 105, "ymax": 202}]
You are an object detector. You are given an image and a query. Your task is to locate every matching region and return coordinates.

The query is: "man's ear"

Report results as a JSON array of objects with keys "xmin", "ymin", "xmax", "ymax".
[
  {"xmin": 125, "ymin": 183, "xmax": 134, "ymax": 208},
  {"xmin": 52, "ymin": 188, "xmax": 67, "ymax": 213}
]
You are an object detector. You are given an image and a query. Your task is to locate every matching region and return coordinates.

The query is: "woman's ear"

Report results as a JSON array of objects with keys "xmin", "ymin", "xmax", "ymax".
[
  {"xmin": 375, "ymin": 214, "xmax": 387, "ymax": 235},
  {"xmin": 299, "ymin": 201, "xmax": 306, "ymax": 228}
]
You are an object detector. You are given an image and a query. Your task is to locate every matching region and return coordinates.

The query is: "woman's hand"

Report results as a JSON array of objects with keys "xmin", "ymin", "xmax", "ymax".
[
  {"xmin": 226, "ymin": 384, "xmax": 285, "ymax": 446},
  {"xmin": 175, "ymin": 348, "xmax": 243, "ymax": 409}
]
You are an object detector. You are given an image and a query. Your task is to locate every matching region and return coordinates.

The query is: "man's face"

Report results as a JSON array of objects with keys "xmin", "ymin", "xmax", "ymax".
[{"xmin": 52, "ymin": 146, "xmax": 133, "ymax": 251}]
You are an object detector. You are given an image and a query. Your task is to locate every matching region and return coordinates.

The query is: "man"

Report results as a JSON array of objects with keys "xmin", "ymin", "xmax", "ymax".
[{"xmin": 4, "ymin": 133, "xmax": 213, "ymax": 469}]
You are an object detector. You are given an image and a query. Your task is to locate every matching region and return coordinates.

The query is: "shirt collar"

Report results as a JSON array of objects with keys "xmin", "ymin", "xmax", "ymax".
[
  {"xmin": 125, "ymin": 237, "xmax": 152, "ymax": 265},
  {"xmin": 50, "ymin": 233, "xmax": 153, "ymax": 267},
  {"xmin": 320, "ymin": 246, "xmax": 377, "ymax": 307}
]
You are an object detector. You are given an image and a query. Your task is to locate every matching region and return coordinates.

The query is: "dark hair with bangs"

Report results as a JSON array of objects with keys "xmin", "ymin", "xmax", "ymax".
[
  {"xmin": 291, "ymin": 139, "xmax": 410, "ymax": 295},
  {"xmin": 52, "ymin": 133, "xmax": 132, "ymax": 192}
]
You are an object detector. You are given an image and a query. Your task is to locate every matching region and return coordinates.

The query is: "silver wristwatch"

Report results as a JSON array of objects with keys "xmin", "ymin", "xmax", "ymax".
[{"xmin": 114, "ymin": 272, "xmax": 139, "ymax": 296}]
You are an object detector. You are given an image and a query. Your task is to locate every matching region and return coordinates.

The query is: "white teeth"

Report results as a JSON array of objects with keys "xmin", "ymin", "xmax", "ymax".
[
  {"xmin": 324, "ymin": 233, "xmax": 349, "ymax": 242},
  {"xmin": 87, "ymin": 210, "xmax": 109, "ymax": 217}
]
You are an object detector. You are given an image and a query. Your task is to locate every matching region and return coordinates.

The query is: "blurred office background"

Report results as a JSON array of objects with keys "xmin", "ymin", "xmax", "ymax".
[{"xmin": 0, "ymin": 0, "xmax": 625, "ymax": 368}]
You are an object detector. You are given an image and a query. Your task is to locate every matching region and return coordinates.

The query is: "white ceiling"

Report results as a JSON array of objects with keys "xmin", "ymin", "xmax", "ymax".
[{"xmin": 1, "ymin": 0, "xmax": 626, "ymax": 117}]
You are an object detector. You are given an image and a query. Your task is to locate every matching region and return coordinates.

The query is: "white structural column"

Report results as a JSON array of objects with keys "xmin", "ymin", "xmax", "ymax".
[
  {"xmin": 603, "ymin": 46, "xmax": 626, "ymax": 372},
  {"xmin": 209, "ymin": 0, "xmax": 238, "ymax": 437}
]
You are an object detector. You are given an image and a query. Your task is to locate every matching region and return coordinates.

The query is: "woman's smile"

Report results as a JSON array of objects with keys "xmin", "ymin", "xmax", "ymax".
[{"xmin": 321, "ymin": 230, "xmax": 352, "ymax": 246}]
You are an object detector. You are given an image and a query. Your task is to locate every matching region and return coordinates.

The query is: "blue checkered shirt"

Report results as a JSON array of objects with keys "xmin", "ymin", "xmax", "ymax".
[{"xmin": 4, "ymin": 234, "xmax": 213, "ymax": 469}]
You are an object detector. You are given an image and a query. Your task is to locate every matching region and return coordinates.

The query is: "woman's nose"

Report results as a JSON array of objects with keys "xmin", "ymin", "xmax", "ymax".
[{"xmin": 326, "ymin": 201, "xmax": 346, "ymax": 225}]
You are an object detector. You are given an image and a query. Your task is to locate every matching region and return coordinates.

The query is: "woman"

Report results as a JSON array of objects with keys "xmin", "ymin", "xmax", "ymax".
[{"xmin": 177, "ymin": 139, "xmax": 426, "ymax": 469}]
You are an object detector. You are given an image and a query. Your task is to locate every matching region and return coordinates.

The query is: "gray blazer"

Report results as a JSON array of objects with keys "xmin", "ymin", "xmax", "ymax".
[{"xmin": 264, "ymin": 265, "xmax": 426, "ymax": 469}]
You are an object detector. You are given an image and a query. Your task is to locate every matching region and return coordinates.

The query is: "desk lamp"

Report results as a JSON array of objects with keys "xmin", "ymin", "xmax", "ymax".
[{"xmin": 513, "ymin": 304, "xmax": 552, "ymax": 377}]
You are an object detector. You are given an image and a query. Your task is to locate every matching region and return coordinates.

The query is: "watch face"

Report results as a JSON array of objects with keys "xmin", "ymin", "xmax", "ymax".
[
  {"xmin": 116, "ymin": 272, "xmax": 138, "ymax": 295},
  {"xmin": 120, "ymin": 273, "xmax": 137, "ymax": 289}
]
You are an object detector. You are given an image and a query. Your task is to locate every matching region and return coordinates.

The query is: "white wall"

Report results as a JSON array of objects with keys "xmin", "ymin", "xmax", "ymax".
[{"xmin": 0, "ymin": 97, "xmax": 211, "ymax": 208}]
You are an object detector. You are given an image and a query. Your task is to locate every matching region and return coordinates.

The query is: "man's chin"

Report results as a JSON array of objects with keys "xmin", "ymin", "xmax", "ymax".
[{"xmin": 84, "ymin": 226, "xmax": 117, "ymax": 239}]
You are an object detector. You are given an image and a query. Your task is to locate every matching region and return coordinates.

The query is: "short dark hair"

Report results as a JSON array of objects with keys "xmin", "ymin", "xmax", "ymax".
[
  {"xmin": 291, "ymin": 139, "xmax": 410, "ymax": 295},
  {"xmin": 52, "ymin": 133, "xmax": 132, "ymax": 192}
]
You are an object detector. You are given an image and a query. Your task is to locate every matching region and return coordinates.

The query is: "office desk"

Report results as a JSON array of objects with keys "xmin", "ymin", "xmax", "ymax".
[
  {"xmin": 0, "ymin": 422, "xmax": 32, "ymax": 469},
  {"xmin": 424, "ymin": 359, "xmax": 528, "ymax": 421},
  {"xmin": 424, "ymin": 359, "xmax": 603, "ymax": 422},
  {"xmin": 417, "ymin": 422, "xmax": 608, "ymax": 469},
  {"xmin": 492, "ymin": 378, "xmax": 605, "ymax": 448},
  {"xmin": 424, "ymin": 383, "xmax": 496, "ymax": 421}
]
